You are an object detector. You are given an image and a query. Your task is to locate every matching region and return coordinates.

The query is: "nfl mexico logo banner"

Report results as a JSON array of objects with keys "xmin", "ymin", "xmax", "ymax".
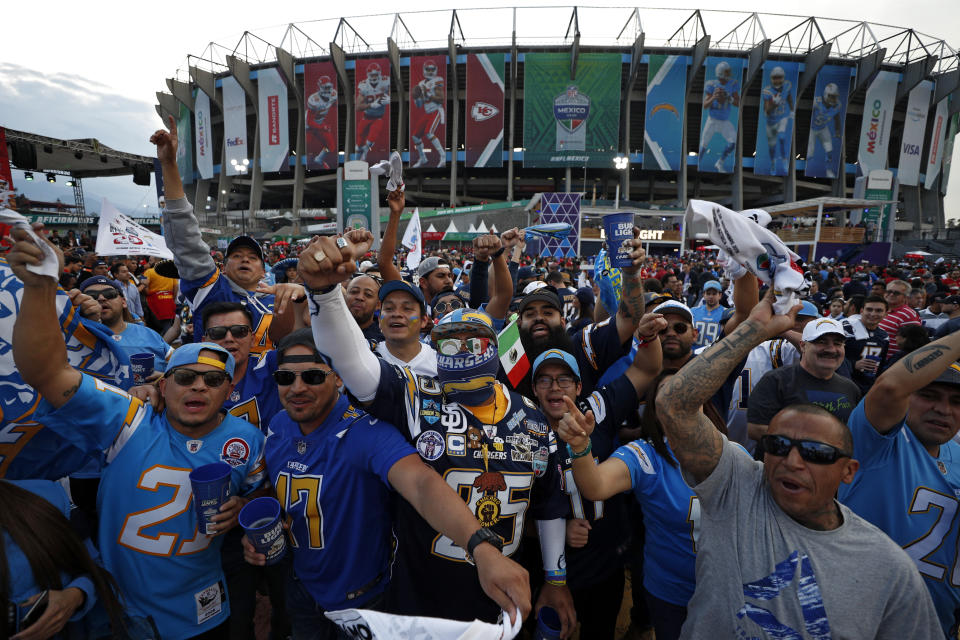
[
  {"xmin": 409, "ymin": 55, "xmax": 447, "ymax": 169},
  {"xmin": 523, "ymin": 53, "xmax": 620, "ymax": 168},
  {"xmin": 643, "ymin": 55, "xmax": 688, "ymax": 172},
  {"xmin": 466, "ymin": 53, "xmax": 504, "ymax": 168},
  {"xmin": 355, "ymin": 58, "xmax": 391, "ymax": 165},
  {"xmin": 304, "ymin": 61, "xmax": 339, "ymax": 171},
  {"xmin": 257, "ymin": 67, "xmax": 290, "ymax": 173}
]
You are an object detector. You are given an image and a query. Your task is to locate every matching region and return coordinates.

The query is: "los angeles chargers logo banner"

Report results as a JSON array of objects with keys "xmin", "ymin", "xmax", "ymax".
[
  {"xmin": 754, "ymin": 61, "xmax": 800, "ymax": 176},
  {"xmin": 804, "ymin": 66, "xmax": 852, "ymax": 179},
  {"xmin": 643, "ymin": 55, "xmax": 688, "ymax": 171},
  {"xmin": 305, "ymin": 61, "xmax": 339, "ymax": 171},
  {"xmin": 466, "ymin": 53, "xmax": 505, "ymax": 168},
  {"xmin": 522, "ymin": 53, "xmax": 620, "ymax": 168},
  {"xmin": 699, "ymin": 57, "xmax": 745, "ymax": 174}
]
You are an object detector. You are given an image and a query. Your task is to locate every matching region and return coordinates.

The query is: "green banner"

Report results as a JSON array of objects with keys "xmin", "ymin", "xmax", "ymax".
[
  {"xmin": 863, "ymin": 187, "xmax": 893, "ymax": 239},
  {"xmin": 343, "ymin": 179, "xmax": 372, "ymax": 230},
  {"xmin": 523, "ymin": 53, "xmax": 621, "ymax": 168}
]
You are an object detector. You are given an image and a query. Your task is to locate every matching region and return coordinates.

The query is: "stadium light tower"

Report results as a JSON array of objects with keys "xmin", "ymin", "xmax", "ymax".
[{"xmin": 614, "ymin": 155, "xmax": 629, "ymax": 208}]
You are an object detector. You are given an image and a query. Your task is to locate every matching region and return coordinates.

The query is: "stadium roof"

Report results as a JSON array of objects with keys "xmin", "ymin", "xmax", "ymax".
[{"xmin": 764, "ymin": 197, "xmax": 898, "ymax": 217}]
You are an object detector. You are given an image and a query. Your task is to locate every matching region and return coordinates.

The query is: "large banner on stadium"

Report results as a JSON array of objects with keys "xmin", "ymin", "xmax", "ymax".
[
  {"xmin": 644, "ymin": 55, "xmax": 688, "ymax": 171},
  {"xmin": 897, "ymin": 80, "xmax": 933, "ymax": 186},
  {"xmin": 754, "ymin": 61, "xmax": 800, "ymax": 176},
  {"xmin": 409, "ymin": 55, "xmax": 447, "ymax": 169},
  {"xmin": 530, "ymin": 192, "xmax": 581, "ymax": 259},
  {"xmin": 522, "ymin": 53, "xmax": 621, "ymax": 168},
  {"xmin": 0, "ymin": 128, "xmax": 15, "ymax": 210},
  {"xmin": 925, "ymin": 97, "xmax": 950, "ymax": 189},
  {"xmin": 699, "ymin": 57, "xmax": 744, "ymax": 174},
  {"xmin": 466, "ymin": 53, "xmax": 505, "ymax": 168},
  {"xmin": 942, "ymin": 113, "xmax": 959, "ymax": 194},
  {"xmin": 804, "ymin": 66, "xmax": 851, "ymax": 179},
  {"xmin": 257, "ymin": 67, "xmax": 289, "ymax": 173},
  {"xmin": 176, "ymin": 102, "xmax": 193, "ymax": 184},
  {"xmin": 355, "ymin": 58, "xmax": 391, "ymax": 165},
  {"xmin": 857, "ymin": 70, "xmax": 899, "ymax": 175},
  {"xmin": 222, "ymin": 75, "xmax": 248, "ymax": 176},
  {"xmin": 194, "ymin": 89, "xmax": 214, "ymax": 180},
  {"xmin": 305, "ymin": 62, "xmax": 338, "ymax": 171}
]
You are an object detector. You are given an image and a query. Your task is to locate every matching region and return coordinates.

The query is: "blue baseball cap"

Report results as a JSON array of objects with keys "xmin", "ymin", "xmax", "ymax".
[
  {"xmin": 798, "ymin": 301, "xmax": 820, "ymax": 318},
  {"xmin": 532, "ymin": 349, "xmax": 581, "ymax": 380},
  {"xmin": 703, "ymin": 280, "xmax": 723, "ymax": 292},
  {"xmin": 166, "ymin": 342, "xmax": 236, "ymax": 379},
  {"xmin": 79, "ymin": 276, "xmax": 122, "ymax": 293},
  {"xmin": 379, "ymin": 279, "xmax": 426, "ymax": 311}
]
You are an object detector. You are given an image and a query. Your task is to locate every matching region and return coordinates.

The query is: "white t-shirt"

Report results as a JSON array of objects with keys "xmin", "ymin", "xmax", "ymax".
[{"xmin": 375, "ymin": 341, "xmax": 438, "ymax": 378}]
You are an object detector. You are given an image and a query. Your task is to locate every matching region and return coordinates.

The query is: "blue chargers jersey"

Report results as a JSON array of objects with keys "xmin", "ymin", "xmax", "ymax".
[
  {"xmin": 839, "ymin": 401, "xmax": 960, "ymax": 636},
  {"xmin": 762, "ymin": 82, "xmax": 794, "ymax": 123},
  {"xmin": 570, "ymin": 317, "xmax": 631, "ymax": 397},
  {"xmin": 265, "ymin": 395, "xmax": 414, "ymax": 610},
  {"xmin": 181, "ymin": 266, "xmax": 276, "ymax": 355},
  {"xmin": 704, "ymin": 78, "xmax": 740, "ymax": 121},
  {"xmin": 33, "ymin": 374, "xmax": 267, "ymax": 639},
  {"xmin": 224, "ymin": 350, "xmax": 283, "ymax": 432},
  {"xmin": 810, "ymin": 97, "xmax": 842, "ymax": 131},
  {"xmin": 691, "ymin": 304, "xmax": 725, "ymax": 348},
  {"xmin": 106, "ymin": 322, "xmax": 173, "ymax": 373}
]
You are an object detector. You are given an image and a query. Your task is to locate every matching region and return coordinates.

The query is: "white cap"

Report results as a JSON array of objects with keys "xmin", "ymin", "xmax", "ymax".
[
  {"xmin": 801, "ymin": 317, "xmax": 846, "ymax": 342},
  {"xmin": 359, "ymin": 260, "xmax": 374, "ymax": 273},
  {"xmin": 653, "ymin": 300, "xmax": 693, "ymax": 323},
  {"xmin": 523, "ymin": 280, "xmax": 548, "ymax": 295}
]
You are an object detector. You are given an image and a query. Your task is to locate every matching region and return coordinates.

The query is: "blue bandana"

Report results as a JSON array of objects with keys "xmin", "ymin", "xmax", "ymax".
[{"xmin": 436, "ymin": 343, "xmax": 499, "ymax": 405}]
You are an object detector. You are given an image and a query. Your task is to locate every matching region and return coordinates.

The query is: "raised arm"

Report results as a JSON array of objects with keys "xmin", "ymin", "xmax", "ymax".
[
  {"xmin": 483, "ymin": 229, "xmax": 518, "ymax": 320},
  {"xmin": 724, "ymin": 272, "xmax": 759, "ymax": 335},
  {"xmin": 377, "ymin": 190, "xmax": 404, "ymax": 282},
  {"xmin": 615, "ymin": 229, "xmax": 647, "ymax": 343},
  {"xmin": 622, "ymin": 312, "xmax": 667, "ymax": 394}
]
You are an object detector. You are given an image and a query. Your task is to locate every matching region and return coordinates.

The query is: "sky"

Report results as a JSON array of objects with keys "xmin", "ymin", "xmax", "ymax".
[{"xmin": 2, "ymin": 0, "xmax": 958, "ymax": 217}]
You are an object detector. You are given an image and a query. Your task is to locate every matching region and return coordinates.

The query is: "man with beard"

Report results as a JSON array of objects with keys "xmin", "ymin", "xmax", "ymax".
[{"xmin": 345, "ymin": 273, "xmax": 384, "ymax": 343}]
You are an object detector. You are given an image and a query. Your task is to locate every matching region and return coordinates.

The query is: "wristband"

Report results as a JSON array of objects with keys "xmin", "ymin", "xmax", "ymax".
[
  {"xmin": 636, "ymin": 333, "xmax": 659, "ymax": 348},
  {"xmin": 306, "ymin": 284, "xmax": 338, "ymax": 296},
  {"xmin": 491, "ymin": 247, "xmax": 505, "ymax": 259},
  {"xmin": 545, "ymin": 568, "xmax": 567, "ymax": 586},
  {"xmin": 566, "ymin": 440, "xmax": 592, "ymax": 460}
]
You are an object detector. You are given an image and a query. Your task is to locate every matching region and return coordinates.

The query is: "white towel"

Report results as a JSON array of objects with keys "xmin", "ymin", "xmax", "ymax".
[
  {"xmin": 325, "ymin": 607, "xmax": 522, "ymax": 640},
  {"xmin": 369, "ymin": 151, "xmax": 405, "ymax": 192}
]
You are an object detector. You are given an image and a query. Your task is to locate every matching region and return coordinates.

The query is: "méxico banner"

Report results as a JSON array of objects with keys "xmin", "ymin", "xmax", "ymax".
[
  {"xmin": 176, "ymin": 102, "xmax": 194, "ymax": 184},
  {"xmin": 466, "ymin": 53, "xmax": 505, "ymax": 168},
  {"xmin": 924, "ymin": 97, "xmax": 949, "ymax": 189},
  {"xmin": 699, "ymin": 57, "xmax": 744, "ymax": 174},
  {"xmin": 644, "ymin": 55, "xmax": 688, "ymax": 171},
  {"xmin": 804, "ymin": 66, "xmax": 852, "ymax": 179},
  {"xmin": 754, "ymin": 61, "xmax": 800, "ymax": 176},
  {"xmin": 355, "ymin": 58, "xmax": 391, "ymax": 165},
  {"xmin": 897, "ymin": 80, "xmax": 933, "ymax": 186},
  {"xmin": 522, "ymin": 53, "xmax": 621, "ymax": 168},
  {"xmin": 257, "ymin": 67, "xmax": 289, "ymax": 173},
  {"xmin": 409, "ymin": 55, "xmax": 447, "ymax": 169},
  {"xmin": 222, "ymin": 75, "xmax": 249, "ymax": 176},
  {"xmin": 305, "ymin": 61, "xmax": 339, "ymax": 171},
  {"xmin": 857, "ymin": 70, "xmax": 899, "ymax": 175},
  {"xmin": 194, "ymin": 89, "xmax": 214, "ymax": 180}
]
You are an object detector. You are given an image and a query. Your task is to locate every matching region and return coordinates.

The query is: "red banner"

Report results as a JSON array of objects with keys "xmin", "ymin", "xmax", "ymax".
[
  {"xmin": 408, "ymin": 55, "xmax": 447, "ymax": 169},
  {"xmin": 305, "ymin": 61, "xmax": 339, "ymax": 171},
  {"xmin": 0, "ymin": 128, "xmax": 13, "ymax": 245},
  {"xmin": 354, "ymin": 58, "xmax": 391, "ymax": 165},
  {"xmin": 466, "ymin": 54, "xmax": 505, "ymax": 168}
]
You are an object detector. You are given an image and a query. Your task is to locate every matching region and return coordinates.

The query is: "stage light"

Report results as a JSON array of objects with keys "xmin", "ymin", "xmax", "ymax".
[
  {"xmin": 46, "ymin": 173, "xmax": 56, "ymax": 183},
  {"xmin": 74, "ymin": 151, "xmax": 83, "ymax": 160},
  {"xmin": 24, "ymin": 172, "xmax": 34, "ymax": 181},
  {"xmin": 65, "ymin": 179, "xmax": 76, "ymax": 187}
]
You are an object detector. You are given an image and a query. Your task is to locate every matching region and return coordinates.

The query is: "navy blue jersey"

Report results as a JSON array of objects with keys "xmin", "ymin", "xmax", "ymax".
[
  {"xmin": 571, "ymin": 317, "xmax": 631, "ymax": 396},
  {"xmin": 224, "ymin": 350, "xmax": 283, "ymax": 432},
  {"xmin": 181, "ymin": 267, "xmax": 276, "ymax": 356},
  {"xmin": 841, "ymin": 320, "xmax": 889, "ymax": 395}
]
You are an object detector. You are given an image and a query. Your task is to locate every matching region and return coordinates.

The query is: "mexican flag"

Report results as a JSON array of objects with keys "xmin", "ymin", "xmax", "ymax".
[{"xmin": 498, "ymin": 319, "xmax": 529, "ymax": 387}]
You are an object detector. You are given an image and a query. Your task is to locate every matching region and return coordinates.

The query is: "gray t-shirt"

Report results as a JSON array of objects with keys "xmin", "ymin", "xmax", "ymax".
[{"xmin": 680, "ymin": 438, "xmax": 941, "ymax": 639}]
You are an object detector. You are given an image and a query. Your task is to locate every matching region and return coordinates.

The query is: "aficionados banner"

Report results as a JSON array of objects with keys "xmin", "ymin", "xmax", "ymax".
[
  {"xmin": 644, "ymin": 55, "xmax": 688, "ymax": 171},
  {"xmin": 305, "ymin": 61, "xmax": 338, "ymax": 171},
  {"xmin": 523, "ymin": 53, "xmax": 620, "ymax": 168},
  {"xmin": 754, "ymin": 61, "xmax": 800, "ymax": 176},
  {"xmin": 409, "ymin": 55, "xmax": 447, "ymax": 169},
  {"xmin": 925, "ymin": 98, "xmax": 949, "ymax": 189},
  {"xmin": 257, "ymin": 67, "xmax": 289, "ymax": 173},
  {"xmin": 355, "ymin": 58, "xmax": 391, "ymax": 165},
  {"xmin": 222, "ymin": 76, "xmax": 248, "ymax": 176},
  {"xmin": 857, "ymin": 70, "xmax": 899, "ymax": 176},
  {"xmin": 698, "ymin": 57, "xmax": 744, "ymax": 174},
  {"xmin": 176, "ymin": 102, "xmax": 194, "ymax": 184},
  {"xmin": 804, "ymin": 66, "xmax": 851, "ymax": 179},
  {"xmin": 466, "ymin": 53, "xmax": 504, "ymax": 168},
  {"xmin": 194, "ymin": 89, "xmax": 214, "ymax": 180},
  {"xmin": 896, "ymin": 80, "xmax": 932, "ymax": 186}
]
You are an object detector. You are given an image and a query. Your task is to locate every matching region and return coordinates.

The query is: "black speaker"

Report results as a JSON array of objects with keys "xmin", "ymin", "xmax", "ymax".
[
  {"xmin": 132, "ymin": 163, "xmax": 151, "ymax": 186},
  {"xmin": 10, "ymin": 140, "xmax": 37, "ymax": 170}
]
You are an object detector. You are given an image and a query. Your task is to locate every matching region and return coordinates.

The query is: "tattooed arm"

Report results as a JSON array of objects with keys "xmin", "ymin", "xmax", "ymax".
[
  {"xmin": 656, "ymin": 290, "xmax": 800, "ymax": 483},
  {"xmin": 616, "ymin": 228, "xmax": 647, "ymax": 343},
  {"xmin": 865, "ymin": 328, "xmax": 960, "ymax": 434}
]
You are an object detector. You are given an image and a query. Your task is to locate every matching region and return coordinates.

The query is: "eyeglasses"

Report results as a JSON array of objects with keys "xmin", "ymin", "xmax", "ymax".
[
  {"xmin": 166, "ymin": 368, "xmax": 230, "ymax": 388},
  {"xmin": 534, "ymin": 375, "xmax": 578, "ymax": 390},
  {"xmin": 759, "ymin": 434, "xmax": 851, "ymax": 465},
  {"xmin": 204, "ymin": 325, "xmax": 251, "ymax": 340},
  {"xmin": 86, "ymin": 288, "xmax": 120, "ymax": 300},
  {"xmin": 436, "ymin": 337, "xmax": 492, "ymax": 356},
  {"xmin": 433, "ymin": 298, "xmax": 465, "ymax": 315},
  {"xmin": 272, "ymin": 369, "xmax": 332, "ymax": 386},
  {"xmin": 658, "ymin": 322, "xmax": 690, "ymax": 336}
]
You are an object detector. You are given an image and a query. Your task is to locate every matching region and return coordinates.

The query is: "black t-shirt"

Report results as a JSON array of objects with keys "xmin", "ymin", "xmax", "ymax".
[{"xmin": 746, "ymin": 363, "xmax": 862, "ymax": 426}]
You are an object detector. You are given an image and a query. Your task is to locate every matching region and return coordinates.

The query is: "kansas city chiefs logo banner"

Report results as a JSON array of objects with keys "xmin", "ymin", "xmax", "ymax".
[{"xmin": 466, "ymin": 53, "xmax": 505, "ymax": 168}]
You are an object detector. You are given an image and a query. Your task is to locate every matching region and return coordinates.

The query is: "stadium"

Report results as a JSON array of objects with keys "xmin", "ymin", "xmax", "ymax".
[{"xmin": 147, "ymin": 7, "xmax": 959, "ymax": 259}]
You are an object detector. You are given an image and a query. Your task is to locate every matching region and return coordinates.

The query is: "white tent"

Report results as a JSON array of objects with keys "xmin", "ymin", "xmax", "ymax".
[{"xmin": 476, "ymin": 220, "xmax": 488, "ymax": 233}]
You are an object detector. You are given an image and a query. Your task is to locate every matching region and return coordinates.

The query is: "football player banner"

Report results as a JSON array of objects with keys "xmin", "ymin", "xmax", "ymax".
[
  {"xmin": 305, "ymin": 62, "xmax": 339, "ymax": 171},
  {"xmin": 257, "ymin": 67, "xmax": 290, "ymax": 173},
  {"xmin": 804, "ymin": 66, "xmax": 852, "ymax": 179},
  {"xmin": 466, "ymin": 53, "xmax": 505, "ymax": 168},
  {"xmin": 522, "ymin": 53, "xmax": 621, "ymax": 168},
  {"xmin": 857, "ymin": 70, "xmax": 899, "ymax": 176},
  {"xmin": 698, "ymin": 57, "xmax": 745, "ymax": 174},
  {"xmin": 898, "ymin": 80, "xmax": 934, "ymax": 186},
  {"xmin": 176, "ymin": 102, "xmax": 194, "ymax": 184},
  {"xmin": 222, "ymin": 75, "xmax": 249, "ymax": 176},
  {"xmin": 644, "ymin": 55, "xmax": 688, "ymax": 171},
  {"xmin": 754, "ymin": 61, "xmax": 800, "ymax": 176},
  {"xmin": 95, "ymin": 198, "xmax": 174, "ymax": 259},
  {"xmin": 194, "ymin": 89, "xmax": 214, "ymax": 180},
  {"xmin": 925, "ymin": 97, "xmax": 950, "ymax": 189},
  {"xmin": 409, "ymin": 55, "xmax": 447, "ymax": 169},
  {"xmin": 355, "ymin": 58, "xmax": 391, "ymax": 165}
]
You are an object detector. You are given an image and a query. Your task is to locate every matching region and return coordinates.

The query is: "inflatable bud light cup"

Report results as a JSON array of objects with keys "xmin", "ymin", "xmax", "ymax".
[
  {"xmin": 239, "ymin": 497, "xmax": 287, "ymax": 565},
  {"xmin": 189, "ymin": 462, "xmax": 232, "ymax": 535},
  {"xmin": 603, "ymin": 212, "xmax": 635, "ymax": 268},
  {"xmin": 129, "ymin": 353, "xmax": 155, "ymax": 385},
  {"xmin": 533, "ymin": 606, "xmax": 562, "ymax": 640}
]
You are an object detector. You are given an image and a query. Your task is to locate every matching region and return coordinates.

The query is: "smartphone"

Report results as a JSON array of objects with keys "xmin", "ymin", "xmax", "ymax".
[{"xmin": 19, "ymin": 590, "xmax": 48, "ymax": 630}]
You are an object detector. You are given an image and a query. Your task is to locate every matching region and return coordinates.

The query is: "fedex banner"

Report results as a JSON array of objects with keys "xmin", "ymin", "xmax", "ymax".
[
  {"xmin": 804, "ymin": 66, "xmax": 852, "ymax": 179},
  {"xmin": 257, "ymin": 67, "xmax": 289, "ymax": 173},
  {"xmin": 355, "ymin": 58, "xmax": 391, "ymax": 165},
  {"xmin": 222, "ymin": 76, "xmax": 249, "ymax": 176},
  {"xmin": 754, "ymin": 61, "xmax": 800, "ymax": 176},
  {"xmin": 176, "ymin": 102, "xmax": 193, "ymax": 184},
  {"xmin": 409, "ymin": 55, "xmax": 447, "ymax": 169},
  {"xmin": 699, "ymin": 57, "xmax": 744, "ymax": 174},
  {"xmin": 305, "ymin": 61, "xmax": 338, "ymax": 171},
  {"xmin": 898, "ymin": 80, "xmax": 933, "ymax": 186},
  {"xmin": 194, "ymin": 89, "xmax": 214, "ymax": 180},
  {"xmin": 925, "ymin": 98, "xmax": 949, "ymax": 189},
  {"xmin": 466, "ymin": 53, "xmax": 505, "ymax": 168},
  {"xmin": 857, "ymin": 70, "xmax": 899, "ymax": 175},
  {"xmin": 644, "ymin": 55, "xmax": 688, "ymax": 171}
]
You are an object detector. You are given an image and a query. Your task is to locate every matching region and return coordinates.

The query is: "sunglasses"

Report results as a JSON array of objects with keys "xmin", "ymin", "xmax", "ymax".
[
  {"xmin": 534, "ymin": 374, "xmax": 578, "ymax": 390},
  {"xmin": 436, "ymin": 337, "xmax": 492, "ymax": 356},
  {"xmin": 433, "ymin": 299, "xmax": 465, "ymax": 314},
  {"xmin": 204, "ymin": 325, "xmax": 252, "ymax": 340},
  {"xmin": 272, "ymin": 369, "xmax": 332, "ymax": 386},
  {"xmin": 658, "ymin": 322, "xmax": 690, "ymax": 336},
  {"xmin": 166, "ymin": 368, "xmax": 230, "ymax": 388},
  {"xmin": 86, "ymin": 288, "xmax": 120, "ymax": 300},
  {"xmin": 760, "ymin": 434, "xmax": 851, "ymax": 465}
]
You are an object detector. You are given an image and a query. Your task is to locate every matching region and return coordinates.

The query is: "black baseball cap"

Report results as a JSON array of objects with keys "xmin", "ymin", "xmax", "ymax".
[
  {"xmin": 79, "ymin": 275, "xmax": 122, "ymax": 293},
  {"xmin": 226, "ymin": 236, "xmax": 264, "ymax": 263},
  {"xmin": 518, "ymin": 285, "xmax": 563, "ymax": 316},
  {"xmin": 932, "ymin": 363, "xmax": 960, "ymax": 387}
]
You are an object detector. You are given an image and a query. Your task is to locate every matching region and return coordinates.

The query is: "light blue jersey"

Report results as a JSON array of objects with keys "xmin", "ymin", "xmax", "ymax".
[
  {"xmin": 704, "ymin": 78, "xmax": 740, "ymax": 121},
  {"xmin": 839, "ymin": 401, "xmax": 960, "ymax": 636},
  {"xmin": 762, "ymin": 82, "xmax": 794, "ymax": 123},
  {"xmin": 691, "ymin": 304, "xmax": 725, "ymax": 348},
  {"xmin": 34, "ymin": 374, "xmax": 267, "ymax": 639},
  {"xmin": 107, "ymin": 322, "xmax": 173, "ymax": 373},
  {"xmin": 810, "ymin": 97, "xmax": 842, "ymax": 132}
]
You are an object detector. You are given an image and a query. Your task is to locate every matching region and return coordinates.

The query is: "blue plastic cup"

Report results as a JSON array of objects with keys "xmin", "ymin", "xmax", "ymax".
[
  {"xmin": 189, "ymin": 462, "xmax": 232, "ymax": 535},
  {"xmin": 129, "ymin": 353, "xmax": 155, "ymax": 385},
  {"xmin": 533, "ymin": 606, "xmax": 561, "ymax": 640},
  {"xmin": 239, "ymin": 497, "xmax": 287, "ymax": 565},
  {"xmin": 863, "ymin": 353, "xmax": 881, "ymax": 379},
  {"xmin": 603, "ymin": 212, "xmax": 635, "ymax": 268}
]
